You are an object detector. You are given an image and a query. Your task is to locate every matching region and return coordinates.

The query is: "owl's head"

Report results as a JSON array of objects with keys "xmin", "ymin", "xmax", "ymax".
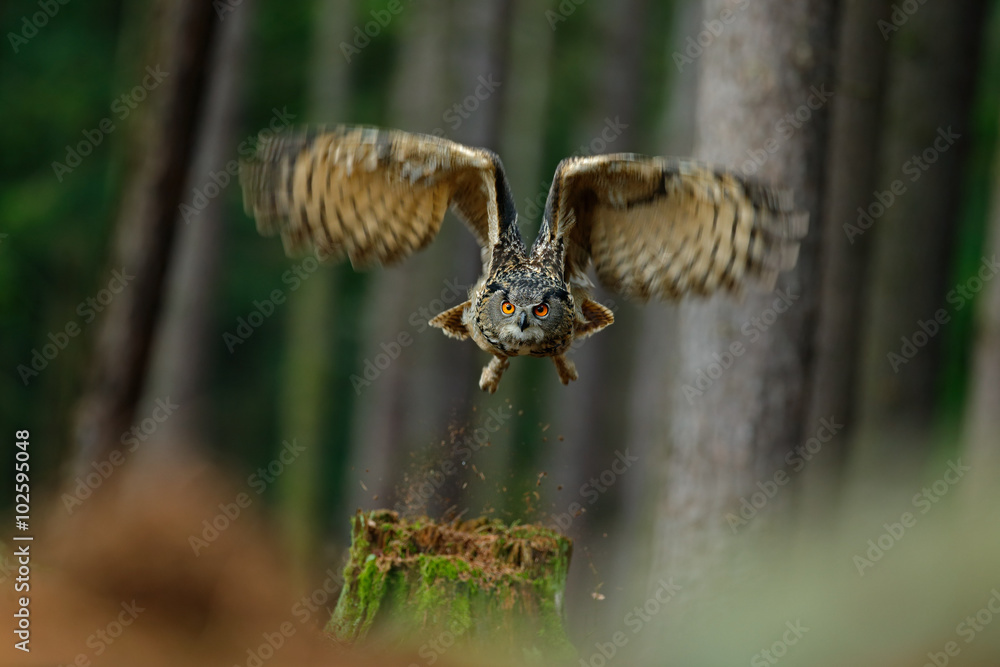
[{"xmin": 477, "ymin": 271, "xmax": 574, "ymax": 353}]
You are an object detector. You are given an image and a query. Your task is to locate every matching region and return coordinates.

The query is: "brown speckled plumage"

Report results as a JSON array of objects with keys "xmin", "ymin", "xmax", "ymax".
[{"xmin": 240, "ymin": 125, "xmax": 807, "ymax": 392}]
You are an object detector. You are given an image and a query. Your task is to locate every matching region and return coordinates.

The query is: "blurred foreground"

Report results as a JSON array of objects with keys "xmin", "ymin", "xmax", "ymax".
[{"xmin": 2, "ymin": 454, "xmax": 998, "ymax": 667}]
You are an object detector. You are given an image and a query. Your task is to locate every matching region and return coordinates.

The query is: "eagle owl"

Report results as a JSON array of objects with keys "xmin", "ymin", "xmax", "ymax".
[{"xmin": 240, "ymin": 126, "xmax": 807, "ymax": 393}]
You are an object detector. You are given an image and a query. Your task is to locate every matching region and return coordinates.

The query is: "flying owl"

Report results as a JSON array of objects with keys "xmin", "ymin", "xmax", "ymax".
[{"xmin": 240, "ymin": 126, "xmax": 807, "ymax": 393}]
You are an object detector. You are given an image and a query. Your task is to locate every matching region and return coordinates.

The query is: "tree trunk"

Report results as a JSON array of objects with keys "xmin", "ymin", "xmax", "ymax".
[
  {"xmin": 853, "ymin": 0, "xmax": 986, "ymax": 467},
  {"xmin": 72, "ymin": 0, "xmax": 217, "ymax": 473},
  {"xmin": 962, "ymin": 107, "xmax": 1000, "ymax": 490},
  {"xmin": 345, "ymin": 0, "xmax": 456, "ymax": 513},
  {"xmin": 328, "ymin": 510, "xmax": 574, "ymax": 662},
  {"xmin": 652, "ymin": 0, "xmax": 834, "ymax": 594},
  {"xmin": 612, "ymin": 0, "xmax": 701, "ymax": 618},
  {"xmin": 274, "ymin": 0, "xmax": 355, "ymax": 575},
  {"xmin": 802, "ymin": 0, "xmax": 893, "ymax": 506},
  {"xmin": 139, "ymin": 0, "xmax": 253, "ymax": 456},
  {"xmin": 541, "ymin": 0, "xmax": 664, "ymax": 634}
]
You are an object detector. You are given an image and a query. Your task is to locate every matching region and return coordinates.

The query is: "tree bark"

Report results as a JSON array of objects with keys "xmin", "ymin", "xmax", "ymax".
[
  {"xmin": 139, "ymin": 0, "xmax": 253, "ymax": 456},
  {"xmin": 328, "ymin": 510, "xmax": 574, "ymax": 662},
  {"xmin": 652, "ymin": 0, "xmax": 834, "ymax": 593},
  {"xmin": 853, "ymin": 0, "xmax": 986, "ymax": 466},
  {"xmin": 345, "ymin": 0, "xmax": 456, "ymax": 513},
  {"xmin": 611, "ymin": 0, "xmax": 701, "ymax": 619},
  {"xmin": 962, "ymin": 108, "xmax": 1000, "ymax": 489},
  {"xmin": 72, "ymin": 1, "xmax": 217, "ymax": 474},
  {"xmin": 274, "ymin": 0, "xmax": 355, "ymax": 574},
  {"xmin": 803, "ymin": 0, "xmax": 893, "ymax": 498}
]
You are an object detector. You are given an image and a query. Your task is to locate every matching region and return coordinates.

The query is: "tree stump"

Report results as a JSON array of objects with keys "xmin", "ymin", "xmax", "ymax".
[{"xmin": 327, "ymin": 510, "xmax": 575, "ymax": 662}]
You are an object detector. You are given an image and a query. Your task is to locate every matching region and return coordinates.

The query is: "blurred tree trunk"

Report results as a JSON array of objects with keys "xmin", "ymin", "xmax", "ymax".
[
  {"xmin": 652, "ymin": 0, "xmax": 834, "ymax": 596},
  {"xmin": 548, "ymin": 0, "xmax": 650, "ymax": 496},
  {"xmin": 422, "ymin": 0, "xmax": 514, "ymax": 518},
  {"xmin": 275, "ymin": 0, "xmax": 355, "ymax": 575},
  {"xmin": 345, "ymin": 0, "xmax": 455, "ymax": 513},
  {"xmin": 542, "ymin": 0, "xmax": 657, "ymax": 631},
  {"xmin": 963, "ymin": 108, "xmax": 1000, "ymax": 488},
  {"xmin": 458, "ymin": 0, "xmax": 555, "ymax": 516},
  {"xmin": 609, "ymin": 0, "xmax": 699, "ymax": 622},
  {"xmin": 853, "ymin": 0, "xmax": 986, "ymax": 469},
  {"xmin": 72, "ymin": 1, "xmax": 217, "ymax": 474},
  {"xmin": 140, "ymin": 0, "xmax": 254, "ymax": 455},
  {"xmin": 800, "ymin": 0, "xmax": 892, "ymax": 510}
]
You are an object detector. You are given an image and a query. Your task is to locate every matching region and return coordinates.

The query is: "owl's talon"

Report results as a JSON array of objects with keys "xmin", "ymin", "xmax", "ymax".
[
  {"xmin": 552, "ymin": 354, "xmax": 578, "ymax": 385},
  {"xmin": 479, "ymin": 355, "xmax": 510, "ymax": 393}
]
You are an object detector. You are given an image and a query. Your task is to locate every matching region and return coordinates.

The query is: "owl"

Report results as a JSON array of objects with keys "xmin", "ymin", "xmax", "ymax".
[{"xmin": 240, "ymin": 126, "xmax": 807, "ymax": 393}]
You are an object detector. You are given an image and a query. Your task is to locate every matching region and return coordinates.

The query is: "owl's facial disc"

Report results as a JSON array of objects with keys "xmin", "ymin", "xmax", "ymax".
[{"xmin": 480, "ymin": 277, "xmax": 571, "ymax": 354}]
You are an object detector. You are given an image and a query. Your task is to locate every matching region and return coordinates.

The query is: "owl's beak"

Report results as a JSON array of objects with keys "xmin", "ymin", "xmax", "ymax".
[{"xmin": 518, "ymin": 310, "xmax": 528, "ymax": 331}]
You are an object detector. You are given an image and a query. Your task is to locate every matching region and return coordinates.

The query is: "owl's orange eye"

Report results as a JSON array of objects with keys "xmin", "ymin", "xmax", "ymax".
[
  {"xmin": 533, "ymin": 304, "xmax": 549, "ymax": 318},
  {"xmin": 501, "ymin": 300, "xmax": 515, "ymax": 315}
]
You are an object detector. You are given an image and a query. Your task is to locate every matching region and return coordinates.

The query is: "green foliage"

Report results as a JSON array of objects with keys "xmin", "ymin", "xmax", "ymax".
[
  {"xmin": 0, "ymin": 0, "xmax": 125, "ymax": 497},
  {"xmin": 938, "ymin": 0, "xmax": 1000, "ymax": 440}
]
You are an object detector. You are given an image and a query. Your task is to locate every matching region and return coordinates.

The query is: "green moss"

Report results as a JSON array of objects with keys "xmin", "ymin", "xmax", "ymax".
[{"xmin": 327, "ymin": 510, "xmax": 574, "ymax": 661}]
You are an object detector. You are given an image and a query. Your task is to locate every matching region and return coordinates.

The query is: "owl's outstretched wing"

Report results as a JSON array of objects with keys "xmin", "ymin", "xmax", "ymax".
[
  {"xmin": 240, "ymin": 126, "xmax": 518, "ymax": 269},
  {"xmin": 533, "ymin": 155, "xmax": 808, "ymax": 300}
]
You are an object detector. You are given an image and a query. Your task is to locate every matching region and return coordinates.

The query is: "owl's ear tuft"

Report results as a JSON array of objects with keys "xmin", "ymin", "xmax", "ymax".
[
  {"xmin": 574, "ymin": 298, "xmax": 614, "ymax": 339},
  {"xmin": 430, "ymin": 301, "xmax": 471, "ymax": 340}
]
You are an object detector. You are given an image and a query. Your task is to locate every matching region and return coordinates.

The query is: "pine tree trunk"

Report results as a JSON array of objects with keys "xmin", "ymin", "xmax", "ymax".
[
  {"xmin": 853, "ymin": 0, "xmax": 987, "ymax": 467},
  {"xmin": 140, "ymin": 0, "xmax": 253, "ymax": 455},
  {"xmin": 274, "ymin": 0, "xmax": 355, "ymax": 574},
  {"xmin": 72, "ymin": 0, "xmax": 217, "ymax": 472},
  {"xmin": 802, "ymin": 0, "xmax": 893, "ymax": 503},
  {"xmin": 345, "ymin": 0, "xmax": 456, "ymax": 513},
  {"xmin": 962, "ymin": 108, "xmax": 1000, "ymax": 488},
  {"xmin": 652, "ymin": 0, "xmax": 835, "ymax": 594}
]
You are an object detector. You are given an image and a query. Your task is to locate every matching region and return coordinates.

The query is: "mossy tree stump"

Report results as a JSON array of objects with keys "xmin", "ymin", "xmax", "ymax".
[{"xmin": 327, "ymin": 510, "xmax": 575, "ymax": 662}]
